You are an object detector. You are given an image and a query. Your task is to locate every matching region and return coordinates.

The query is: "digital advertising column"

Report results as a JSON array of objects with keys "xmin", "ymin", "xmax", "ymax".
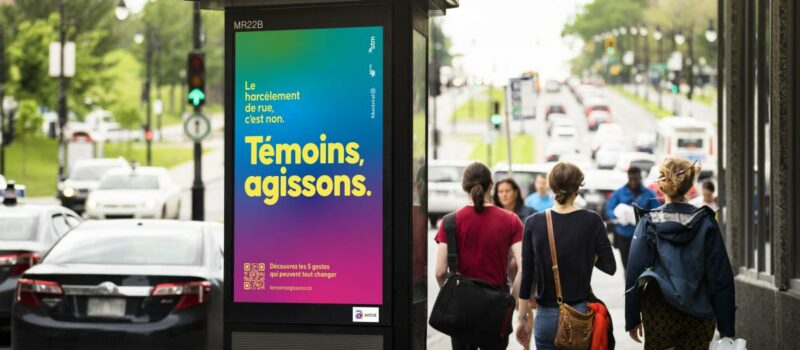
[{"xmin": 233, "ymin": 26, "xmax": 384, "ymax": 317}]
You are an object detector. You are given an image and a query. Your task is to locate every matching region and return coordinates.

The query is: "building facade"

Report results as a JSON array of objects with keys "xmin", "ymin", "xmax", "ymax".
[{"xmin": 721, "ymin": 0, "xmax": 799, "ymax": 348}]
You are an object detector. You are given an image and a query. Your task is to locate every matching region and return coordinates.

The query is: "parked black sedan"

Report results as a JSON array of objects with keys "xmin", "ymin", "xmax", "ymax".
[
  {"xmin": 11, "ymin": 220, "xmax": 223, "ymax": 350},
  {"xmin": 0, "ymin": 204, "xmax": 82, "ymax": 332}
]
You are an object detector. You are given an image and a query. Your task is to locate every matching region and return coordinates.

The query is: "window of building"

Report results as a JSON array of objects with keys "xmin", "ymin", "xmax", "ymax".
[{"xmin": 742, "ymin": 0, "xmax": 773, "ymax": 276}]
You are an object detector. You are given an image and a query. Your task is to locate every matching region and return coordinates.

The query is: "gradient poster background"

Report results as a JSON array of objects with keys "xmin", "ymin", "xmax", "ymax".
[{"xmin": 233, "ymin": 27, "xmax": 383, "ymax": 304}]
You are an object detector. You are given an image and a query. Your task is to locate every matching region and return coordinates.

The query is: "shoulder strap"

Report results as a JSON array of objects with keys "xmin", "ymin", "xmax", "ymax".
[
  {"xmin": 545, "ymin": 210, "xmax": 564, "ymax": 305},
  {"xmin": 443, "ymin": 212, "xmax": 458, "ymax": 274}
]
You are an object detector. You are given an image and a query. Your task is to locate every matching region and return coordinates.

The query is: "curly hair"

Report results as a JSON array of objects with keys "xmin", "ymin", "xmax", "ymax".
[{"xmin": 658, "ymin": 157, "xmax": 701, "ymax": 202}]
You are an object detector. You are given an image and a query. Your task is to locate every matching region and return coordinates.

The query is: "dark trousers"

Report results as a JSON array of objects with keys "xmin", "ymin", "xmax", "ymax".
[
  {"xmin": 616, "ymin": 234, "xmax": 632, "ymax": 270},
  {"xmin": 451, "ymin": 334, "xmax": 509, "ymax": 350}
]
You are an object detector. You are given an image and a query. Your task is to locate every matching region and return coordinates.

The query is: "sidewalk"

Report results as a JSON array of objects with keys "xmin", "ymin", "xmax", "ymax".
[{"xmin": 427, "ymin": 248, "xmax": 641, "ymax": 350}]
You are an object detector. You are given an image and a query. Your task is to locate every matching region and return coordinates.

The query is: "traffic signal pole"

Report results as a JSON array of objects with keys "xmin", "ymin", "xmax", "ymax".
[{"xmin": 191, "ymin": 2, "xmax": 205, "ymax": 221}]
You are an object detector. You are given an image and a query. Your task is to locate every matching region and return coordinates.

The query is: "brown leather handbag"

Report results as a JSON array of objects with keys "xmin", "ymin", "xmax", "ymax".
[{"xmin": 546, "ymin": 210, "xmax": 594, "ymax": 350}]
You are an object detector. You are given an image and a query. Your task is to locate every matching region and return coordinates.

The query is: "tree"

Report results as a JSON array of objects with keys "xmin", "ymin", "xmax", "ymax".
[
  {"xmin": 14, "ymin": 99, "xmax": 43, "ymax": 176},
  {"xmin": 562, "ymin": 0, "xmax": 647, "ymax": 75}
]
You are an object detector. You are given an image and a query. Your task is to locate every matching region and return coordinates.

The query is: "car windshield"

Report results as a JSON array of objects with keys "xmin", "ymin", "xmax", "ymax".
[
  {"xmin": 99, "ymin": 174, "xmax": 159, "ymax": 190},
  {"xmin": 45, "ymin": 230, "xmax": 203, "ymax": 266},
  {"xmin": 71, "ymin": 165, "xmax": 121, "ymax": 181},
  {"xmin": 0, "ymin": 215, "xmax": 38, "ymax": 241},
  {"xmin": 429, "ymin": 166, "xmax": 463, "ymax": 183}
]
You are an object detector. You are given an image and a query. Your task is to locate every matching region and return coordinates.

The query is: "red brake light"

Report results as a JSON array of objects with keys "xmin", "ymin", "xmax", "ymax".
[
  {"xmin": 152, "ymin": 281, "xmax": 211, "ymax": 309},
  {"xmin": 16, "ymin": 279, "xmax": 64, "ymax": 308},
  {"xmin": 0, "ymin": 253, "xmax": 41, "ymax": 276},
  {"xmin": 709, "ymin": 137, "xmax": 714, "ymax": 156}
]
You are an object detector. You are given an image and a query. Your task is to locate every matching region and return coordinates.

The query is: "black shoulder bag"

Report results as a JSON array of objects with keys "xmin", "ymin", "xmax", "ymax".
[{"xmin": 429, "ymin": 212, "xmax": 516, "ymax": 343}]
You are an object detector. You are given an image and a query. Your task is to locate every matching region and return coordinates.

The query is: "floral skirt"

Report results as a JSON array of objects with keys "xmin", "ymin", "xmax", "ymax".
[{"xmin": 641, "ymin": 283, "xmax": 716, "ymax": 350}]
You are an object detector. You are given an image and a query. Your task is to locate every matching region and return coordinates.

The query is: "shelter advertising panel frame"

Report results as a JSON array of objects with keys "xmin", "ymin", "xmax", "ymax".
[{"xmin": 223, "ymin": 4, "xmax": 393, "ymax": 327}]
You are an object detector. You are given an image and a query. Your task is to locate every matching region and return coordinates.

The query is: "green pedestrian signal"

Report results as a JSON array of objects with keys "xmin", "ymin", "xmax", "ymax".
[
  {"xmin": 671, "ymin": 84, "xmax": 679, "ymax": 93},
  {"xmin": 491, "ymin": 114, "xmax": 502, "ymax": 129},
  {"xmin": 491, "ymin": 101, "xmax": 502, "ymax": 130},
  {"xmin": 187, "ymin": 51, "xmax": 205, "ymax": 107},
  {"xmin": 188, "ymin": 88, "xmax": 206, "ymax": 106},
  {"xmin": 607, "ymin": 47, "xmax": 616, "ymax": 55}
]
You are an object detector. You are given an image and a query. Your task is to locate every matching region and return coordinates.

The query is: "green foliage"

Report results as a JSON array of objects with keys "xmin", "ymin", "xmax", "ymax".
[
  {"xmin": 15, "ymin": 99, "xmax": 42, "ymax": 141},
  {"xmin": 564, "ymin": 0, "xmax": 717, "ymax": 76},
  {"xmin": 430, "ymin": 18, "xmax": 454, "ymax": 67},
  {"xmin": 4, "ymin": 137, "xmax": 58, "ymax": 197},
  {"xmin": 452, "ymin": 87, "xmax": 506, "ymax": 122},
  {"xmin": 6, "ymin": 18, "xmax": 57, "ymax": 107},
  {"xmin": 14, "ymin": 99, "xmax": 44, "ymax": 176},
  {"xmin": 563, "ymin": 0, "xmax": 646, "ymax": 41},
  {"xmin": 467, "ymin": 135, "xmax": 535, "ymax": 167}
]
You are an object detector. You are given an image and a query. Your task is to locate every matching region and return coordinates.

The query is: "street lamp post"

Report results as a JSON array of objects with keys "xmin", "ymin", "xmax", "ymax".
[
  {"xmin": 630, "ymin": 26, "xmax": 639, "ymax": 94},
  {"xmin": 653, "ymin": 26, "xmax": 664, "ymax": 108},
  {"xmin": 640, "ymin": 25, "xmax": 649, "ymax": 101},
  {"xmin": 687, "ymin": 30, "xmax": 695, "ymax": 101},
  {"xmin": 57, "ymin": 0, "xmax": 67, "ymax": 181},
  {"xmin": 673, "ymin": 30, "xmax": 686, "ymax": 115},
  {"xmin": 136, "ymin": 26, "xmax": 154, "ymax": 166}
]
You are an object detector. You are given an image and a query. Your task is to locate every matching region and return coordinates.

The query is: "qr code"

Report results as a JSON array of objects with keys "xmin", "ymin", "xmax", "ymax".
[{"xmin": 243, "ymin": 263, "xmax": 266, "ymax": 291}]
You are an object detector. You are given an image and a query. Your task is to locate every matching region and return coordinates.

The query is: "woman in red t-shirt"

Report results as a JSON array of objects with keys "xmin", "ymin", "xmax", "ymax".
[{"xmin": 434, "ymin": 162, "xmax": 524, "ymax": 350}]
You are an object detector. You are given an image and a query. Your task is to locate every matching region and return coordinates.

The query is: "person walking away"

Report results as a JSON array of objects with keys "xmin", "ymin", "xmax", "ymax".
[
  {"xmin": 515, "ymin": 162, "xmax": 617, "ymax": 349},
  {"xmin": 690, "ymin": 180, "xmax": 719, "ymax": 211},
  {"xmin": 606, "ymin": 166, "xmax": 659, "ymax": 269},
  {"xmin": 625, "ymin": 157, "xmax": 735, "ymax": 349},
  {"xmin": 524, "ymin": 174, "xmax": 554, "ymax": 212},
  {"xmin": 435, "ymin": 162, "xmax": 524, "ymax": 350}
]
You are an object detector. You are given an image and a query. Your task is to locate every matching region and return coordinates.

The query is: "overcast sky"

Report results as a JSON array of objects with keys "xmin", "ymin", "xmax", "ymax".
[{"xmin": 441, "ymin": 0, "xmax": 590, "ymax": 84}]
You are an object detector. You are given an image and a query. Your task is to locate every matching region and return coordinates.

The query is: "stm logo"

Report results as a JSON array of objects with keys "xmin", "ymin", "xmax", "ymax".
[{"xmin": 352, "ymin": 307, "xmax": 379, "ymax": 323}]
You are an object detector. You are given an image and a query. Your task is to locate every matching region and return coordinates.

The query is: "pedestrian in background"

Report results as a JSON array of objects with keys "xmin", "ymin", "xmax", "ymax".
[
  {"xmin": 494, "ymin": 178, "xmax": 536, "ymax": 222},
  {"xmin": 690, "ymin": 180, "xmax": 719, "ymax": 211},
  {"xmin": 606, "ymin": 166, "xmax": 659, "ymax": 269},
  {"xmin": 625, "ymin": 157, "xmax": 735, "ymax": 349},
  {"xmin": 515, "ymin": 162, "xmax": 616, "ymax": 349},
  {"xmin": 494, "ymin": 178, "xmax": 536, "ymax": 287},
  {"xmin": 524, "ymin": 174, "xmax": 554, "ymax": 212},
  {"xmin": 435, "ymin": 162, "xmax": 523, "ymax": 350}
]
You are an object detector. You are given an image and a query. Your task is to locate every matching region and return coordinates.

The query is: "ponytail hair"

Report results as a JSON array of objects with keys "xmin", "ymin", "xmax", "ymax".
[{"xmin": 462, "ymin": 162, "xmax": 493, "ymax": 213}]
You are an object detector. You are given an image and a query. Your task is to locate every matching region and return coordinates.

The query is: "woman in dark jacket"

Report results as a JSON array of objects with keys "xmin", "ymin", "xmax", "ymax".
[
  {"xmin": 494, "ymin": 178, "xmax": 536, "ymax": 222},
  {"xmin": 625, "ymin": 157, "xmax": 735, "ymax": 349}
]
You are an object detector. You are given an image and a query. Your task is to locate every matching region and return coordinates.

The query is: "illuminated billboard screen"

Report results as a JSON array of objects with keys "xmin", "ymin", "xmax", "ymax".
[{"xmin": 233, "ymin": 26, "xmax": 383, "ymax": 305}]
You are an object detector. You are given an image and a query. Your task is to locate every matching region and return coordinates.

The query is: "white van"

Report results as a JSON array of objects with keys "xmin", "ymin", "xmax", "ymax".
[{"xmin": 654, "ymin": 117, "xmax": 717, "ymax": 176}]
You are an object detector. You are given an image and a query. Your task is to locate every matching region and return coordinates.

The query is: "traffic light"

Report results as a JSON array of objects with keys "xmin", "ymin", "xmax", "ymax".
[
  {"xmin": 187, "ymin": 51, "xmax": 205, "ymax": 107},
  {"xmin": 604, "ymin": 36, "xmax": 617, "ymax": 55},
  {"xmin": 490, "ymin": 101, "xmax": 501, "ymax": 130}
]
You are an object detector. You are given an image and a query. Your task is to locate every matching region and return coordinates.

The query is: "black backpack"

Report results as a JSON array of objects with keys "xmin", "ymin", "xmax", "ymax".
[{"xmin": 428, "ymin": 212, "xmax": 516, "ymax": 343}]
